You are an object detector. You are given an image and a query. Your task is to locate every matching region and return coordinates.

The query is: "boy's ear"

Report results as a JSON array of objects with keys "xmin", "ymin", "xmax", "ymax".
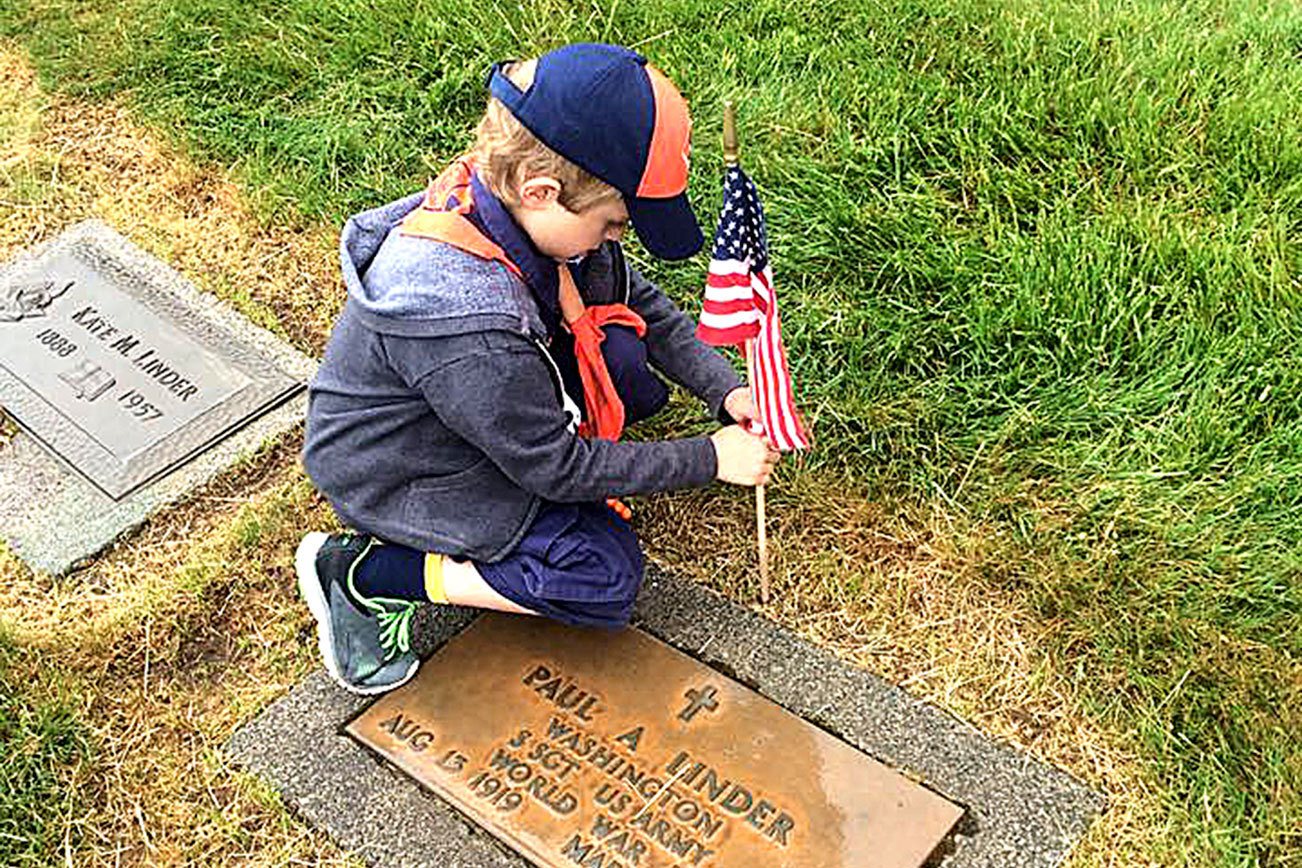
[{"xmin": 518, "ymin": 176, "xmax": 562, "ymax": 210}]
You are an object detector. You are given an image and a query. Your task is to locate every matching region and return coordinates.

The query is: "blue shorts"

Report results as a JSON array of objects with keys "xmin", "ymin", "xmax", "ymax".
[
  {"xmin": 475, "ymin": 501, "xmax": 644, "ymax": 629},
  {"xmin": 469, "ymin": 323, "xmax": 660, "ymax": 628}
]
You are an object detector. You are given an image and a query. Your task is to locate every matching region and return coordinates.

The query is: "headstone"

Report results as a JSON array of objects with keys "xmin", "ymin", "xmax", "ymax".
[
  {"xmin": 348, "ymin": 616, "xmax": 964, "ymax": 868},
  {"xmin": 0, "ymin": 221, "xmax": 314, "ymax": 573},
  {"xmin": 228, "ymin": 570, "xmax": 1106, "ymax": 867}
]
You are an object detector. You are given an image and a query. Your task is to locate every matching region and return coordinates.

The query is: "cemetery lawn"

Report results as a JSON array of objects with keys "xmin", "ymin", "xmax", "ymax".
[{"xmin": 1, "ymin": 0, "xmax": 1299, "ymax": 865}]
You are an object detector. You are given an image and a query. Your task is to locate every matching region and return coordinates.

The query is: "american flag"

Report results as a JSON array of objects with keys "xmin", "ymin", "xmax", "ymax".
[{"xmin": 697, "ymin": 166, "xmax": 810, "ymax": 451}]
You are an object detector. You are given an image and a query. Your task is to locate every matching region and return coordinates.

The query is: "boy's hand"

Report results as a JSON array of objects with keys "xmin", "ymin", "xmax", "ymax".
[
  {"xmin": 723, "ymin": 387, "xmax": 760, "ymax": 431},
  {"xmin": 710, "ymin": 425, "xmax": 779, "ymax": 486}
]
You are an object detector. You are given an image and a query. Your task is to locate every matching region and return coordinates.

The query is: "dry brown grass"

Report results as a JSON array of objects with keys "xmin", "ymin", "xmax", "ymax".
[
  {"xmin": 637, "ymin": 475, "xmax": 1166, "ymax": 867},
  {"xmin": 0, "ymin": 41, "xmax": 1162, "ymax": 867},
  {"xmin": 0, "ymin": 438, "xmax": 360, "ymax": 865}
]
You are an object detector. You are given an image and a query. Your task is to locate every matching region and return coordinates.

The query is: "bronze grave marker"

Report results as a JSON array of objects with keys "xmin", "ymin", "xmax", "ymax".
[{"xmin": 348, "ymin": 615, "xmax": 963, "ymax": 867}]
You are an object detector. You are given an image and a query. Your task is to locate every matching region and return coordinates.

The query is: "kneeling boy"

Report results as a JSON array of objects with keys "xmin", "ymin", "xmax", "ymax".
[{"xmin": 298, "ymin": 43, "xmax": 776, "ymax": 695}]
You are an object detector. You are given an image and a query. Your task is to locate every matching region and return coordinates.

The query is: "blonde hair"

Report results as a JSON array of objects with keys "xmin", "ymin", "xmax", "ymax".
[{"xmin": 473, "ymin": 59, "xmax": 622, "ymax": 212}]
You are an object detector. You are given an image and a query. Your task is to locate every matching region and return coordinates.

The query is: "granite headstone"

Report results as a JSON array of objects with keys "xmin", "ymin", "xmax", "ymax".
[{"xmin": 0, "ymin": 221, "xmax": 315, "ymax": 573}]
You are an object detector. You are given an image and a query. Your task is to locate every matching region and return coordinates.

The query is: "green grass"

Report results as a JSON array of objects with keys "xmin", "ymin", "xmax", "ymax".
[
  {"xmin": 0, "ymin": 630, "xmax": 91, "ymax": 866},
  {"xmin": 2, "ymin": 0, "xmax": 1301, "ymax": 863}
]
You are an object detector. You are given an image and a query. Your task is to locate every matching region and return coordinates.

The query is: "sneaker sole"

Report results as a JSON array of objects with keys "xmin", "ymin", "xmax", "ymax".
[{"xmin": 295, "ymin": 532, "xmax": 419, "ymax": 696}]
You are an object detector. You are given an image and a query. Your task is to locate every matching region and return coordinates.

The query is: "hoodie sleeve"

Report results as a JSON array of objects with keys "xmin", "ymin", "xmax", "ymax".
[
  {"xmin": 383, "ymin": 330, "xmax": 718, "ymax": 501},
  {"xmin": 626, "ymin": 263, "xmax": 744, "ymax": 423}
]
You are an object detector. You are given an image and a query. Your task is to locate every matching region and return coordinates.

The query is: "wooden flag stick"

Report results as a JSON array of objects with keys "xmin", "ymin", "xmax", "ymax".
[
  {"xmin": 756, "ymin": 471, "xmax": 769, "ymax": 601},
  {"xmin": 724, "ymin": 101, "xmax": 770, "ymax": 603},
  {"xmin": 749, "ymin": 338, "xmax": 770, "ymax": 604},
  {"xmin": 723, "ymin": 100, "xmax": 740, "ymax": 166}
]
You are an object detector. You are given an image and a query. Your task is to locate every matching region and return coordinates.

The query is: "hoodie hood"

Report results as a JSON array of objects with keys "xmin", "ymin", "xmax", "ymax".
[{"xmin": 339, "ymin": 190, "xmax": 543, "ymax": 339}]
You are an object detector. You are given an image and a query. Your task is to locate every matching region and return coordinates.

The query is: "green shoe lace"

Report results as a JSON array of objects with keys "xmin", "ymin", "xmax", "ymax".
[
  {"xmin": 374, "ymin": 602, "xmax": 418, "ymax": 660},
  {"xmin": 345, "ymin": 537, "xmax": 420, "ymax": 661}
]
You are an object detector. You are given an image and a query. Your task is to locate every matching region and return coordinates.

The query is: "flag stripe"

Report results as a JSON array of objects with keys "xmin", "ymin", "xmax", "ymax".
[
  {"xmin": 699, "ymin": 327, "xmax": 756, "ymax": 345},
  {"xmin": 705, "ymin": 272, "xmax": 753, "ymax": 290},
  {"xmin": 702, "ymin": 298, "xmax": 759, "ymax": 315},
  {"xmin": 699, "ymin": 309, "xmax": 762, "ymax": 330}
]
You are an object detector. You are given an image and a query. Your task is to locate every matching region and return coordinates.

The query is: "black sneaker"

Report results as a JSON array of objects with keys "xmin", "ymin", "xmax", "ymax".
[{"xmin": 295, "ymin": 532, "xmax": 421, "ymax": 695}]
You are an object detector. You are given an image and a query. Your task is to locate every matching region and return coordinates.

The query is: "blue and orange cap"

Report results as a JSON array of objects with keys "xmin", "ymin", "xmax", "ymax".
[{"xmin": 488, "ymin": 43, "xmax": 703, "ymax": 260}]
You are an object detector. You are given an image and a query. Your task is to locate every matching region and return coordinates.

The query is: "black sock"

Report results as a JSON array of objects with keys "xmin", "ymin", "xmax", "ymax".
[{"xmin": 352, "ymin": 542, "xmax": 427, "ymax": 601}]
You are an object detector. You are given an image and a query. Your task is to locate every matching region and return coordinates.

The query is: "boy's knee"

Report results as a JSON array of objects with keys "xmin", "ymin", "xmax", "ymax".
[
  {"xmin": 558, "ymin": 530, "xmax": 643, "ymax": 590},
  {"xmin": 507, "ymin": 503, "xmax": 646, "ymax": 628},
  {"xmin": 601, "ymin": 325, "xmax": 669, "ymax": 424},
  {"xmin": 550, "ymin": 508, "xmax": 643, "ymax": 594}
]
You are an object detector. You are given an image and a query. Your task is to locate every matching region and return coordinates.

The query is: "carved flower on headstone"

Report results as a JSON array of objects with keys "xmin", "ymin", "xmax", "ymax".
[{"xmin": 0, "ymin": 280, "xmax": 72, "ymax": 322}]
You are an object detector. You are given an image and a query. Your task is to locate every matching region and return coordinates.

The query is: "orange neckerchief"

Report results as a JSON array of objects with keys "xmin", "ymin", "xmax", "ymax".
[
  {"xmin": 399, "ymin": 160, "xmax": 645, "ymax": 518},
  {"xmin": 558, "ymin": 267, "xmax": 646, "ymax": 442},
  {"xmin": 398, "ymin": 158, "xmax": 522, "ymax": 279}
]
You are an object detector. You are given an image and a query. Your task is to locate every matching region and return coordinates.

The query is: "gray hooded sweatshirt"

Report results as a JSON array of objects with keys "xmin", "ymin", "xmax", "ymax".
[{"xmin": 303, "ymin": 189, "xmax": 742, "ymax": 562}]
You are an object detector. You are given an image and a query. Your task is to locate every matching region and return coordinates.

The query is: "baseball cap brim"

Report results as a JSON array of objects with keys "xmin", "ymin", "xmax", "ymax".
[{"xmin": 626, "ymin": 192, "xmax": 703, "ymax": 260}]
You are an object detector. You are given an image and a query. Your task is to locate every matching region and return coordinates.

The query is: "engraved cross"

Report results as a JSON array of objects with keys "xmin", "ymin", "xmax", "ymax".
[{"xmin": 678, "ymin": 685, "xmax": 719, "ymax": 723}]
